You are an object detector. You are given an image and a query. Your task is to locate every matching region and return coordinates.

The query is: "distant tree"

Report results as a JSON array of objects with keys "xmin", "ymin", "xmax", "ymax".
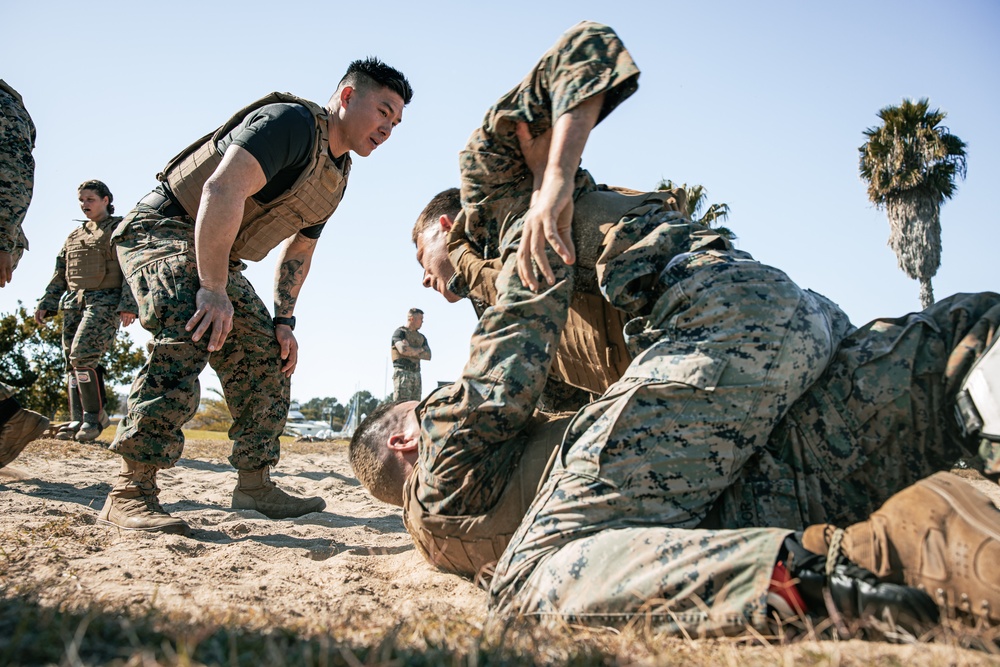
[
  {"xmin": 347, "ymin": 390, "xmax": 380, "ymax": 419},
  {"xmin": 298, "ymin": 396, "xmax": 343, "ymax": 423},
  {"xmin": 859, "ymin": 98, "xmax": 967, "ymax": 308},
  {"xmin": 656, "ymin": 179, "xmax": 736, "ymax": 240},
  {"xmin": 0, "ymin": 303, "xmax": 145, "ymax": 418}
]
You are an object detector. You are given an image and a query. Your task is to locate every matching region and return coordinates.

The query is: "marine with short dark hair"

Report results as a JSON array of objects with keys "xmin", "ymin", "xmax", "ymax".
[
  {"xmin": 390, "ymin": 307, "xmax": 430, "ymax": 401},
  {"xmin": 99, "ymin": 58, "xmax": 413, "ymax": 535}
]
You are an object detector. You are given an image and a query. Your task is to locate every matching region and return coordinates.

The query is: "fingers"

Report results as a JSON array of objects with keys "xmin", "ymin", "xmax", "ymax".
[
  {"xmin": 0, "ymin": 252, "xmax": 12, "ymax": 287},
  {"xmin": 186, "ymin": 295, "xmax": 233, "ymax": 352},
  {"xmin": 206, "ymin": 313, "xmax": 232, "ymax": 352},
  {"xmin": 516, "ymin": 224, "xmax": 538, "ymax": 291},
  {"xmin": 277, "ymin": 330, "xmax": 298, "ymax": 376}
]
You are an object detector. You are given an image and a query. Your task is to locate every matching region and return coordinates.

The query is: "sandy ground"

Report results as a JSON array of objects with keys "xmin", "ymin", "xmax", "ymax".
[
  {"xmin": 1, "ymin": 432, "xmax": 999, "ymax": 663},
  {"xmin": 0, "ymin": 434, "xmax": 485, "ymax": 632}
]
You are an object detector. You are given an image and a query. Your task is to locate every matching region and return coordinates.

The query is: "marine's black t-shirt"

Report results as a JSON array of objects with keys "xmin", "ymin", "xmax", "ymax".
[{"xmin": 159, "ymin": 102, "xmax": 344, "ymax": 240}]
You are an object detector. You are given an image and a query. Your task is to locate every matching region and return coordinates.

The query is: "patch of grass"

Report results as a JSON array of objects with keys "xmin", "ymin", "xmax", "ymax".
[{"xmin": 0, "ymin": 588, "xmax": 997, "ymax": 667}]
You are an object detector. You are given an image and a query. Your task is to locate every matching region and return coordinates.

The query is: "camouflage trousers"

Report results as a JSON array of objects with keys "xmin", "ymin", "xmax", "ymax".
[
  {"xmin": 714, "ymin": 291, "xmax": 1000, "ymax": 530},
  {"xmin": 110, "ymin": 206, "xmax": 290, "ymax": 471},
  {"xmin": 60, "ymin": 290, "xmax": 120, "ymax": 368},
  {"xmin": 0, "ymin": 87, "xmax": 34, "ymax": 255},
  {"xmin": 490, "ymin": 261, "xmax": 838, "ymax": 634},
  {"xmin": 392, "ymin": 367, "xmax": 422, "ymax": 402}
]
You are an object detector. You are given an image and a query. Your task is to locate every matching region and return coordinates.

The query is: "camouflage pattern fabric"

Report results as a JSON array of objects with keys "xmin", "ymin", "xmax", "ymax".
[
  {"xmin": 411, "ymin": 21, "xmax": 850, "ymax": 635},
  {"xmin": 0, "ymin": 81, "xmax": 35, "ymax": 258},
  {"xmin": 0, "ymin": 382, "xmax": 15, "ymax": 402},
  {"xmin": 110, "ymin": 206, "xmax": 289, "ymax": 470},
  {"xmin": 392, "ymin": 368, "xmax": 422, "ymax": 402},
  {"xmin": 37, "ymin": 217, "xmax": 137, "ymax": 370},
  {"xmin": 457, "ymin": 21, "xmax": 639, "ymax": 259},
  {"xmin": 59, "ymin": 291, "xmax": 122, "ymax": 368},
  {"xmin": 714, "ymin": 291, "xmax": 1000, "ymax": 530}
]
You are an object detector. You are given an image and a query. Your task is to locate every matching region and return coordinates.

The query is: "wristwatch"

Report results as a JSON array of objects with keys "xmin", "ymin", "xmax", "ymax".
[{"xmin": 273, "ymin": 316, "xmax": 296, "ymax": 331}]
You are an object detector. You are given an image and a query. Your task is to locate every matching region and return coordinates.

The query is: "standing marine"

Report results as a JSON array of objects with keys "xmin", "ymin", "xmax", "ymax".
[
  {"xmin": 390, "ymin": 307, "xmax": 431, "ymax": 401},
  {"xmin": 98, "ymin": 58, "xmax": 413, "ymax": 536},
  {"xmin": 35, "ymin": 180, "xmax": 137, "ymax": 442}
]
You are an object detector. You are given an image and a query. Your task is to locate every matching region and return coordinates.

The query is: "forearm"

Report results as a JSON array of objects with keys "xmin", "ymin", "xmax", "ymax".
[
  {"xmin": 194, "ymin": 181, "xmax": 244, "ymax": 291},
  {"xmin": 416, "ymin": 245, "xmax": 573, "ymax": 514},
  {"xmin": 540, "ymin": 94, "xmax": 603, "ymax": 196},
  {"xmin": 273, "ymin": 234, "xmax": 316, "ymax": 317},
  {"xmin": 37, "ymin": 255, "xmax": 68, "ymax": 310}
]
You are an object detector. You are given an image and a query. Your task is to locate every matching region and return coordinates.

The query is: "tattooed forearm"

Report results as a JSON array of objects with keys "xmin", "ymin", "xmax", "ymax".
[{"xmin": 275, "ymin": 259, "xmax": 304, "ymax": 316}]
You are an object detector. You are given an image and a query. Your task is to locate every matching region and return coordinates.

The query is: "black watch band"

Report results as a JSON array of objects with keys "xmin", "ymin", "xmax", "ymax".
[{"xmin": 273, "ymin": 316, "xmax": 296, "ymax": 331}]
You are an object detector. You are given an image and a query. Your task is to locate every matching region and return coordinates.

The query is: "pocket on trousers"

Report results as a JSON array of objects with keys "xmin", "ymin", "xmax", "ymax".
[{"xmin": 621, "ymin": 339, "xmax": 727, "ymax": 391}]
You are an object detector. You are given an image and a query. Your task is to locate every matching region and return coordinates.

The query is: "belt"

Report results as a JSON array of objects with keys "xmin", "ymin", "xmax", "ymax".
[{"xmin": 138, "ymin": 191, "xmax": 188, "ymax": 219}]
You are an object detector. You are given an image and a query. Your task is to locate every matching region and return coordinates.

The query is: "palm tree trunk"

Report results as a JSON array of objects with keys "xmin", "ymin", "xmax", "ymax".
[{"xmin": 919, "ymin": 277, "xmax": 935, "ymax": 309}]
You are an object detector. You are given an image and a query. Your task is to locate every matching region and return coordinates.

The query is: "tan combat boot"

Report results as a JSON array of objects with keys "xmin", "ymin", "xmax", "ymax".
[
  {"xmin": 802, "ymin": 471, "xmax": 1000, "ymax": 622},
  {"xmin": 97, "ymin": 459, "xmax": 189, "ymax": 535},
  {"xmin": 232, "ymin": 467, "xmax": 326, "ymax": 519},
  {"xmin": 0, "ymin": 408, "xmax": 49, "ymax": 468}
]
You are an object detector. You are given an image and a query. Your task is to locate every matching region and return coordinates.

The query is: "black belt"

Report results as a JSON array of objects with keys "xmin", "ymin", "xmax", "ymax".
[{"xmin": 138, "ymin": 191, "xmax": 187, "ymax": 219}]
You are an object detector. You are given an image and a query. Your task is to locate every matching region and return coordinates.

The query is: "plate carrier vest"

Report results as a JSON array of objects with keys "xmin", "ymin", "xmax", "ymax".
[
  {"xmin": 402, "ymin": 413, "xmax": 569, "ymax": 580},
  {"xmin": 156, "ymin": 92, "xmax": 350, "ymax": 262},
  {"xmin": 447, "ymin": 187, "xmax": 687, "ymax": 396},
  {"xmin": 65, "ymin": 217, "xmax": 124, "ymax": 291}
]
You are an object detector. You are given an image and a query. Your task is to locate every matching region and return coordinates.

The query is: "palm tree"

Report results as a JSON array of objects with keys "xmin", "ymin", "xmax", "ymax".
[
  {"xmin": 656, "ymin": 179, "xmax": 736, "ymax": 240},
  {"xmin": 858, "ymin": 98, "xmax": 967, "ymax": 308}
]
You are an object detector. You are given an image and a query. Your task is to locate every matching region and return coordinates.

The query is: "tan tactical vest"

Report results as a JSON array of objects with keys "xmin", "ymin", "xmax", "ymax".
[
  {"xmin": 390, "ymin": 328, "xmax": 425, "ymax": 362},
  {"xmin": 156, "ymin": 92, "xmax": 350, "ymax": 262},
  {"xmin": 402, "ymin": 413, "xmax": 570, "ymax": 580},
  {"xmin": 448, "ymin": 187, "xmax": 687, "ymax": 396},
  {"xmin": 65, "ymin": 217, "xmax": 124, "ymax": 291}
]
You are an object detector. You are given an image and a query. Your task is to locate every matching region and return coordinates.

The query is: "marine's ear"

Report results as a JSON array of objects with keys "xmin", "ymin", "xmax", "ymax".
[
  {"xmin": 387, "ymin": 432, "xmax": 418, "ymax": 453},
  {"xmin": 438, "ymin": 214, "xmax": 453, "ymax": 233}
]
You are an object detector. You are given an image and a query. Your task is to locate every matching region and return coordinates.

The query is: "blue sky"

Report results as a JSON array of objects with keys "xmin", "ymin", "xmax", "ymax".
[{"xmin": 2, "ymin": 0, "xmax": 997, "ymax": 407}]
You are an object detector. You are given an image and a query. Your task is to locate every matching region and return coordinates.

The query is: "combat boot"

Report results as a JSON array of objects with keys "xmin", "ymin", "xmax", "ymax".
[
  {"xmin": 0, "ymin": 405, "xmax": 49, "ymax": 468},
  {"xmin": 802, "ymin": 471, "xmax": 1000, "ymax": 622},
  {"xmin": 232, "ymin": 467, "xmax": 326, "ymax": 519},
  {"xmin": 74, "ymin": 367, "xmax": 110, "ymax": 442},
  {"xmin": 55, "ymin": 372, "xmax": 82, "ymax": 440},
  {"xmin": 97, "ymin": 458, "xmax": 188, "ymax": 534}
]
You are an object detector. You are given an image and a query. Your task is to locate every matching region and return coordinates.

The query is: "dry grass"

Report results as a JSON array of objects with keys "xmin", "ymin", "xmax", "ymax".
[{"xmin": 0, "ymin": 587, "xmax": 997, "ymax": 667}]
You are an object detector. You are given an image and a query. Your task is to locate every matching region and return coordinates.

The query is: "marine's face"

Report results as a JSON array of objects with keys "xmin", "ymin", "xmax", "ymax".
[
  {"xmin": 416, "ymin": 219, "xmax": 461, "ymax": 303},
  {"xmin": 338, "ymin": 85, "xmax": 404, "ymax": 158},
  {"xmin": 408, "ymin": 313, "xmax": 424, "ymax": 330},
  {"xmin": 78, "ymin": 189, "xmax": 109, "ymax": 222}
]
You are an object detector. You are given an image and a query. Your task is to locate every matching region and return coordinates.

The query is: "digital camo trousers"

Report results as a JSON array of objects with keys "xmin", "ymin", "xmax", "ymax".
[
  {"xmin": 490, "ymin": 261, "xmax": 837, "ymax": 635},
  {"xmin": 392, "ymin": 367, "xmax": 422, "ymax": 402},
  {"xmin": 716, "ymin": 290, "xmax": 1000, "ymax": 530},
  {"xmin": 61, "ymin": 290, "xmax": 121, "ymax": 368},
  {"xmin": 0, "ymin": 86, "xmax": 34, "ymax": 255},
  {"xmin": 110, "ymin": 207, "xmax": 290, "ymax": 471}
]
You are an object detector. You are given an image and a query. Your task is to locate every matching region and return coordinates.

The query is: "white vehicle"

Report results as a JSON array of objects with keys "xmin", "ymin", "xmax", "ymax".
[{"xmin": 283, "ymin": 405, "xmax": 330, "ymax": 438}]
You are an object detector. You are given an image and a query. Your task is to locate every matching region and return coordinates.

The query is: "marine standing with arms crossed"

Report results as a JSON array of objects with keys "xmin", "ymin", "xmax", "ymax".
[
  {"xmin": 99, "ymin": 59, "xmax": 413, "ymax": 535},
  {"xmin": 390, "ymin": 308, "xmax": 431, "ymax": 401}
]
